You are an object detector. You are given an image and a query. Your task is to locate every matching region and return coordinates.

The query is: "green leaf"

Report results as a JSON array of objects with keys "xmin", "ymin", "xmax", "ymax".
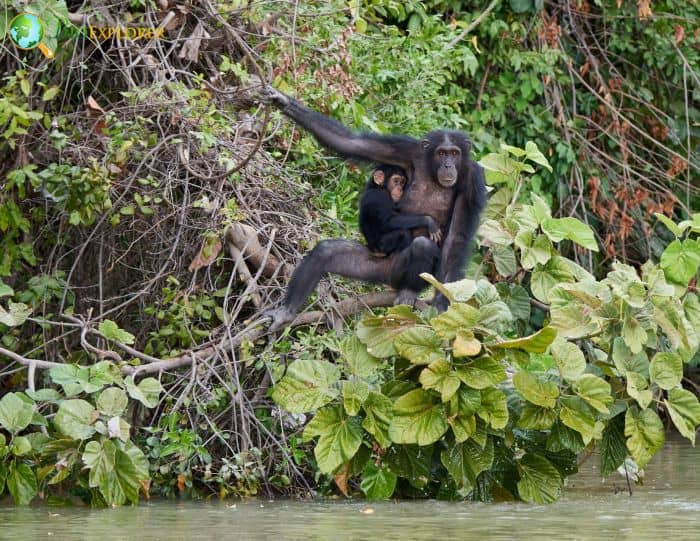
[
  {"xmin": 546, "ymin": 421, "xmax": 585, "ymax": 453},
  {"xmin": 660, "ymin": 239, "xmax": 700, "ymax": 286},
  {"xmin": 573, "ymin": 374, "xmax": 613, "ymax": 414},
  {"xmin": 452, "ymin": 330, "xmax": 482, "ymax": 357},
  {"xmin": 448, "ymin": 387, "xmax": 481, "ymax": 442},
  {"xmin": 517, "ymin": 454, "xmax": 562, "ymax": 504},
  {"xmin": 559, "ymin": 396, "xmax": 596, "ymax": 442},
  {"xmin": 340, "ymin": 336, "xmax": 381, "ymax": 377},
  {"xmin": 394, "ymin": 327, "xmax": 445, "ymax": 365},
  {"xmin": 541, "ymin": 217, "xmax": 599, "ymax": 251},
  {"xmin": 600, "ymin": 414, "xmax": 627, "ymax": 475},
  {"xmin": 625, "ymin": 407, "xmax": 665, "ymax": 468},
  {"xmin": 441, "ymin": 438, "xmax": 494, "ymax": 493},
  {"xmin": 42, "ymin": 86, "xmax": 61, "ymax": 101},
  {"xmin": 54, "ymin": 399, "xmax": 97, "ymax": 440},
  {"xmin": 654, "ymin": 213, "xmax": 682, "ymax": 237},
  {"xmin": 357, "ymin": 307, "xmax": 420, "ymax": 357},
  {"xmin": 11, "ymin": 436, "xmax": 32, "ymax": 456},
  {"xmin": 493, "ymin": 245, "xmax": 517, "ymax": 277},
  {"xmin": 493, "ymin": 326, "xmax": 557, "ymax": 353},
  {"xmin": 515, "ymin": 231, "xmax": 552, "ymax": 270},
  {"xmin": 83, "ymin": 439, "xmax": 117, "ymax": 488},
  {"xmin": 25, "ymin": 388, "xmax": 61, "ymax": 401},
  {"xmin": 97, "ymin": 387, "xmax": 129, "ymax": 417},
  {"xmin": 513, "ymin": 371, "xmax": 559, "ymax": 408},
  {"xmin": 622, "ymin": 313, "xmax": 647, "ymax": 354},
  {"xmin": 342, "ymin": 380, "xmax": 369, "ymax": 416},
  {"xmin": 271, "ymin": 359, "xmax": 340, "ymax": 414},
  {"xmin": 7, "ymin": 462, "xmax": 38, "ymax": 505},
  {"xmin": 389, "ymin": 389, "xmax": 449, "ymax": 446},
  {"xmin": 430, "ymin": 303, "xmax": 480, "ymax": 339},
  {"xmin": 649, "ymin": 352, "xmax": 683, "ymax": 390},
  {"xmin": 664, "ymin": 388, "xmax": 700, "ymax": 445},
  {"xmin": 419, "ymin": 360, "xmax": 460, "ymax": 402},
  {"xmin": 361, "ymin": 463, "xmax": 397, "ymax": 500},
  {"xmin": 518, "ymin": 403, "xmax": 557, "ymax": 430},
  {"xmin": 549, "ymin": 337, "xmax": 586, "ymax": 381},
  {"xmin": 531, "ymin": 257, "xmax": 575, "ymax": 303},
  {"xmin": 383, "ymin": 445, "xmax": 432, "ymax": 489},
  {"xmin": 99, "ymin": 319, "xmax": 136, "ymax": 345},
  {"xmin": 455, "ymin": 357, "xmax": 506, "ymax": 390},
  {"xmin": 303, "ymin": 406, "xmax": 363, "ymax": 474},
  {"xmin": 530, "ymin": 193, "xmax": 552, "ymax": 223},
  {"xmin": 477, "ymin": 388, "xmax": 509, "ymax": 429},
  {"xmin": 362, "ymin": 392, "xmax": 393, "ymax": 448},
  {"xmin": 124, "ymin": 376, "xmax": 162, "ymax": 409},
  {"xmin": 99, "ymin": 447, "xmax": 146, "ymax": 505},
  {"xmin": 524, "ymin": 141, "xmax": 553, "ymax": 172},
  {"xmin": 0, "ymin": 280, "xmax": 13, "ymax": 297},
  {"xmin": 612, "ymin": 337, "xmax": 649, "ymax": 376},
  {"xmin": 626, "ymin": 372, "xmax": 652, "ymax": 409},
  {"xmin": 0, "ymin": 392, "xmax": 35, "ymax": 433},
  {"xmin": 0, "ymin": 302, "xmax": 32, "ymax": 327}
]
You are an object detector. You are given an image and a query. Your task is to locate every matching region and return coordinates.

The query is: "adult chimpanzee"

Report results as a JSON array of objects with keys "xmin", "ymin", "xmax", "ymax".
[
  {"xmin": 360, "ymin": 164, "xmax": 442, "ymax": 255},
  {"xmin": 260, "ymin": 88, "xmax": 487, "ymax": 330}
]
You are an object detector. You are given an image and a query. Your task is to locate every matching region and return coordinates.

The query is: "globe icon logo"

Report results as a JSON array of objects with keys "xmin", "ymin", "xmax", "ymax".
[{"xmin": 9, "ymin": 13, "xmax": 45, "ymax": 50}]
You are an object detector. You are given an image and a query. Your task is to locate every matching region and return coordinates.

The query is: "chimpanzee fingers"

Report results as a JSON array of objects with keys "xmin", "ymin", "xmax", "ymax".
[{"xmin": 259, "ymin": 86, "xmax": 289, "ymax": 107}]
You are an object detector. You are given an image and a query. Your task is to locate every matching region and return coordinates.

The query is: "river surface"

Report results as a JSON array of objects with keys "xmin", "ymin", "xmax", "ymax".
[{"xmin": 1, "ymin": 436, "xmax": 698, "ymax": 540}]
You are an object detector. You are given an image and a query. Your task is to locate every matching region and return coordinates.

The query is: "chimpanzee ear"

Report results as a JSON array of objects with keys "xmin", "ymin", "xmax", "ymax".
[
  {"xmin": 421, "ymin": 139, "xmax": 430, "ymax": 150},
  {"xmin": 372, "ymin": 170, "xmax": 385, "ymax": 186}
]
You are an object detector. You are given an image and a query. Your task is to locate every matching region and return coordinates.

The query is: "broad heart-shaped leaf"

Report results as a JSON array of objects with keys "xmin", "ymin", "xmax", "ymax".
[
  {"xmin": 559, "ymin": 396, "xmax": 596, "ymax": 443},
  {"xmin": 394, "ymin": 327, "xmax": 445, "ymax": 365},
  {"xmin": 342, "ymin": 380, "xmax": 370, "ymax": 416},
  {"xmin": 496, "ymin": 283, "xmax": 531, "ymax": 321},
  {"xmin": 493, "ymin": 326, "xmax": 557, "ymax": 354},
  {"xmin": 660, "ymin": 238, "xmax": 700, "ymax": 286},
  {"xmin": 97, "ymin": 387, "xmax": 129, "ymax": 417},
  {"xmin": 53, "ymin": 399, "xmax": 96, "ymax": 440},
  {"xmin": 0, "ymin": 302, "xmax": 32, "ymax": 327},
  {"xmin": 573, "ymin": 374, "xmax": 613, "ymax": 414},
  {"xmin": 271, "ymin": 359, "xmax": 340, "ymax": 414},
  {"xmin": 124, "ymin": 376, "xmax": 162, "ymax": 408},
  {"xmin": 99, "ymin": 446, "xmax": 146, "ymax": 505},
  {"xmin": 0, "ymin": 392, "xmax": 35, "ymax": 433},
  {"xmin": 626, "ymin": 372, "xmax": 652, "ymax": 409},
  {"xmin": 622, "ymin": 313, "xmax": 647, "ymax": 354},
  {"xmin": 452, "ymin": 330, "xmax": 481, "ymax": 357},
  {"xmin": 440, "ymin": 437, "xmax": 494, "ymax": 493},
  {"xmin": 429, "ymin": 303, "xmax": 480, "ymax": 340},
  {"xmin": 419, "ymin": 360, "xmax": 460, "ymax": 402},
  {"xmin": 652, "ymin": 296, "xmax": 698, "ymax": 362},
  {"xmin": 625, "ymin": 407, "xmax": 665, "ymax": 468},
  {"xmin": 546, "ymin": 420, "xmax": 585, "ymax": 453},
  {"xmin": 600, "ymin": 413, "xmax": 627, "ymax": 475},
  {"xmin": 356, "ymin": 306, "xmax": 420, "ymax": 357},
  {"xmin": 518, "ymin": 403, "xmax": 557, "ymax": 430},
  {"xmin": 420, "ymin": 273, "xmax": 478, "ymax": 303},
  {"xmin": 455, "ymin": 357, "xmax": 506, "ymax": 390},
  {"xmin": 541, "ymin": 217, "xmax": 599, "ymax": 251},
  {"xmin": 477, "ymin": 388, "xmax": 509, "ymax": 430},
  {"xmin": 517, "ymin": 454, "xmax": 562, "ymax": 504},
  {"xmin": 303, "ymin": 406, "xmax": 363, "ymax": 474},
  {"xmin": 361, "ymin": 462, "xmax": 397, "ymax": 500},
  {"xmin": 0, "ymin": 280, "xmax": 14, "ymax": 297},
  {"xmin": 513, "ymin": 371, "xmax": 559, "ymax": 408},
  {"xmin": 389, "ymin": 389, "xmax": 449, "ymax": 446},
  {"xmin": 549, "ymin": 337, "xmax": 586, "ymax": 381},
  {"xmin": 515, "ymin": 231, "xmax": 553, "ymax": 270},
  {"xmin": 612, "ymin": 337, "xmax": 649, "ymax": 377},
  {"xmin": 447, "ymin": 387, "xmax": 481, "ymax": 442},
  {"xmin": 340, "ymin": 335, "xmax": 381, "ymax": 377},
  {"xmin": 99, "ymin": 319, "xmax": 136, "ymax": 345},
  {"xmin": 83, "ymin": 439, "xmax": 116, "ymax": 488},
  {"xmin": 362, "ymin": 392, "xmax": 393, "ymax": 448},
  {"xmin": 531, "ymin": 257, "xmax": 575, "ymax": 303},
  {"xmin": 493, "ymin": 245, "xmax": 517, "ymax": 277},
  {"xmin": 7, "ymin": 462, "xmax": 38, "ymax": 505},
  {"xmin": 649, "ymin": 352, "xmax": 683, "ymax": 390},
  {"xmin": 664, "ymin": 388, "xmax": 700, "ymax": 445},
  {"xmin": 383, "ymin": 445, "xmax": 432, "ymax": 489},
  {"xmin": 524, "ymin": 140, "xmax": 553, "ymax": 172}
]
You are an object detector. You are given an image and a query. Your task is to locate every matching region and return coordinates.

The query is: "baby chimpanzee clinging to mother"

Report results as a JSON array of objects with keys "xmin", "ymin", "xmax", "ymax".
[{"xmin": 360, "ymin": 165, "xmax": 442, "ymax": 255}]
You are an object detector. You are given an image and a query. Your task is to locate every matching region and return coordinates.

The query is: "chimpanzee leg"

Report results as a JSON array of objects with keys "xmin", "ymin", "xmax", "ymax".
[
  {"xmin": 378, "ymin": 230, "xmax": 413, "ymax": 255},
  {"xmin": 265, "ymin": 239, "xmax": 395, "ymax": 330},
  {"xmin": 389, "ymin": 237, "xmax": 441, "ymax": 306}
]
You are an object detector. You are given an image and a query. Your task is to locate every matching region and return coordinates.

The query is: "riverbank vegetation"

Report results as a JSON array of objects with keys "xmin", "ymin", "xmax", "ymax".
[{"xmin": 0, "ymin": 0, "xmax": 698, "ymax": 505}]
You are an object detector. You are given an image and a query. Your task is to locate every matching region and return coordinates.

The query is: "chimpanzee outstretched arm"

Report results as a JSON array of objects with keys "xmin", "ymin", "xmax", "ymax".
[{"xmin": 262, "ymin": 88, "xmax": 417, "ymax": 170}]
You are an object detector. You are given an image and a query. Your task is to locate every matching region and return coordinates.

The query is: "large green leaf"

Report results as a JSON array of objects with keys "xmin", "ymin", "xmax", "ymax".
[
  {"xmin": 389, "ymin": 389, "xmax": 448, "ymax": 446},
  {"xmin": 546, "ymin": 421, "xmax": 585, "ymax": 453},
  {"xmin": 622, "ymin": 313, "xmax": 647, "ymax": 354},
  {"xmin": 419, "ymin": 360, "xmax": 460, "ymax": 402},
  {"xmin": 664, "ymin": 388, "xmax": 700, "ymax": 445},
  {"xmin": 493, "ymin": 245, "xmax": 517, "ymax": 277},
  {"xmin": 340, "ymin": 336, "xmax": 381, "ymax": 377},
  {"xmin": 441, "ymin": 437, "xmax": 494, "ymax": 493},
  {"xmin": 559, "ymin": 396, "xmax": 596, "ymax": 442},
  {"xmin": 394, "ymin": 327, "xmax": 445, "ymax": 365},
  {"xmin": 7, "ymin": 462, "xmax": 38, "ymax": 505},
  {"xmin": 600, "ymin": 414, "xmax": 627, "ymax": 475},
  {"xmin": 0, "ymin": 302, "xmax": 32, "ymax": 327},
  {"xmin": 447, "ymin": 387, "xmax": 481, "ymax": 442},
  {"xmin": 493, "ymin": 326, "xmax": 557, "ymax": 353},
  {"xmin": 303, "ymin": 406, "xmax": 363, "ymax": 474},
  {"xmin": 624, "ymin": 407, "xmax": 665, "ymax": 468},
  {"xmin": 477, "ymin": 388, "xmax": 509, "ymax": 429},
  {"xmin": 0, "ymin": 392, "xmax": 35, "ymax": 433},
  {"xmin": 516, "ymin": 231, "xmax": 553, "ymax": 270},
  {"xmin": 626, "ymin": 372, "xmax": 652, "ymax": 409},
  {"xmin": 361, "ymin": 463, "xmax": 397, "ymax": 500},
  {"xmin": 0, "ymin": 280, "xmax": 14, "ymax": 298},
  {"xmin": 517, "ymin": 454, "xmax": 562, "ymax": 504},
  {"xmin": 660, "ymin": 238, "xmax": 700, "ymax": 286},
  {"xmin": 419, "ymin": 274, "xmax": 477, "ymax": 303},
  {"xmin": 531, "ymin": 257, "xmax": 575, "ymax": 303},
  {"xmin": 362, "ymin": 392, "xmax": 393, "ymax": 448},
  {"xmin": 270, "ymin": 359, "xmax": 340, "ymax": 414},
  {"xmin": 524, "ymin": 141, "xmax": 553, "ymax": 172},
  {"xmin": 125, "ymin": 376, "xmax": 162, "ymax": 408},
  {"xmin": 99, "ymin": 319, "xmax": 136, "ymax": 345},
  {"xmin": 383, "ymin": 445, "xmax": 432, "ymax": 489},
  {"xmin": 357, "ymin": 306, "xmax": 420, "ymax": 357},
  {"xmin": 455, "ymin": 357, "xmax": 506, "ymax": 389},
  {"xmin": 342, "ymin": 380, "xmax": 369, "ymax": 416},
  {"xmin": 97, "ymin": 387, "xmax": 129, "ymax": 417},
  {"xmin": 612, "ymin": 337, "xmax": 649, "ymax": 377},
  {"xmin": 549, "ymin": 338, "xmax": 586, "ymax": 381},
  {"xmin": 83, "ymin": 439, "xmax": 117, "ymax": 488},
  {"xmin": 649, "ymin": 352, "xmax": 683, "ymax": 390},
  {"xmin": 513, "ymin": 371, "xmax": 559, "ymax": 408},
  {"xmin": 652, "ymin": 297, "xmax": 698, "ymax": 362},
  {"xmin": 573, "ymin": 374, "xmax": 613, "ymax": 414},
  {"xmin": 452, "ymin": 330, "xmax": 482, "ymax": 357},
  {"xmin": 430, "ymin": 303, "xmax": 480, "ymax": 339},
  {"xmin": 541, "ymin": 217, "xmax": 598, "ymax": 251},
  {"xmin": 53, "ymin": 399, "xmax": 96, "ymax": 440},
  {"xmin": 99, "ymin": 447, "xmax": 146, "ymax": 505},
  {"xmin": 518, "ymin": 403, "xmax": 557, "ymax": 430}
]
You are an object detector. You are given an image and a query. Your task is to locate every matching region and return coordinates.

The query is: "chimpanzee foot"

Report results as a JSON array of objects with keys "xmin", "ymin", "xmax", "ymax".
[
  {"xmin": 431, "ymin": 292, "xmax": 450, "ymax": 313},
  {"xmin": 394, "ymin": 289, "xmax": 417, "ymax": 307},
  {"xmin": 261, "ymin": 306, "xmax": 296, "ymax": 332}
]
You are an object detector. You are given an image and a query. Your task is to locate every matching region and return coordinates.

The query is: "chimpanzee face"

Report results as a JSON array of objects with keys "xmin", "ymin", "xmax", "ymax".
[{"xmin": 422, "ymin": 132, "xmax": 470, "ymax": 188}]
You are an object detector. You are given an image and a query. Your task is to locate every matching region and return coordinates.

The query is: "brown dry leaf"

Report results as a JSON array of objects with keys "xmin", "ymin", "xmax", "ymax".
[
  {"xmin": 188, "ymin": 238, "xmax": 222, "ymax": 272},
  {"xmin": 177, "ymin": 474, "xmax": 187, "ymax": 492},
  {"xmin": 637, "ymin": 0, "xmax": 652, "ymax": 20},
  {"xmin": 86, "ymin": 95, "xmax": 105, "ymax": 116},
  {"xmin": 674, "ymin": 25, "xmax": 685, "ymax": 44},
  {"xmin": 333, "ymin": 463, "xmax": 350, "ymax": 497},
  {"xmin": 141, "ymin": 479, "xmax": 151, "ymax": 500}
]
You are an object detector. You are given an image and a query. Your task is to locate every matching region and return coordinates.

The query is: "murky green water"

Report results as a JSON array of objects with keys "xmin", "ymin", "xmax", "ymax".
[{"xmin": 1, "ymin": 436, "xmax": 698, "ymax": 540}]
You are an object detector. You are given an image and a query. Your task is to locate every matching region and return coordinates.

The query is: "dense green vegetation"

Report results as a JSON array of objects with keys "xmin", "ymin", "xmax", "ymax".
[{"xmin": 0, "ymin": 1, "xmax": 698, "ymax": 505}]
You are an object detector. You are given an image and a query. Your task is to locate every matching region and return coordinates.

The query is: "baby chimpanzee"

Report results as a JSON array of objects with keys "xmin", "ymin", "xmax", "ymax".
[{"xmin": 359, "ymin": 165, "xmax": 442, "ymax": 255}]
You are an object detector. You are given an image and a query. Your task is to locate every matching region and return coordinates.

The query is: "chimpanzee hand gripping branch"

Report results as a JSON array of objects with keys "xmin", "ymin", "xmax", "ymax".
[{"xmin": 261, "ymin": 88, "xmax": 487, "ymax": 331}]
